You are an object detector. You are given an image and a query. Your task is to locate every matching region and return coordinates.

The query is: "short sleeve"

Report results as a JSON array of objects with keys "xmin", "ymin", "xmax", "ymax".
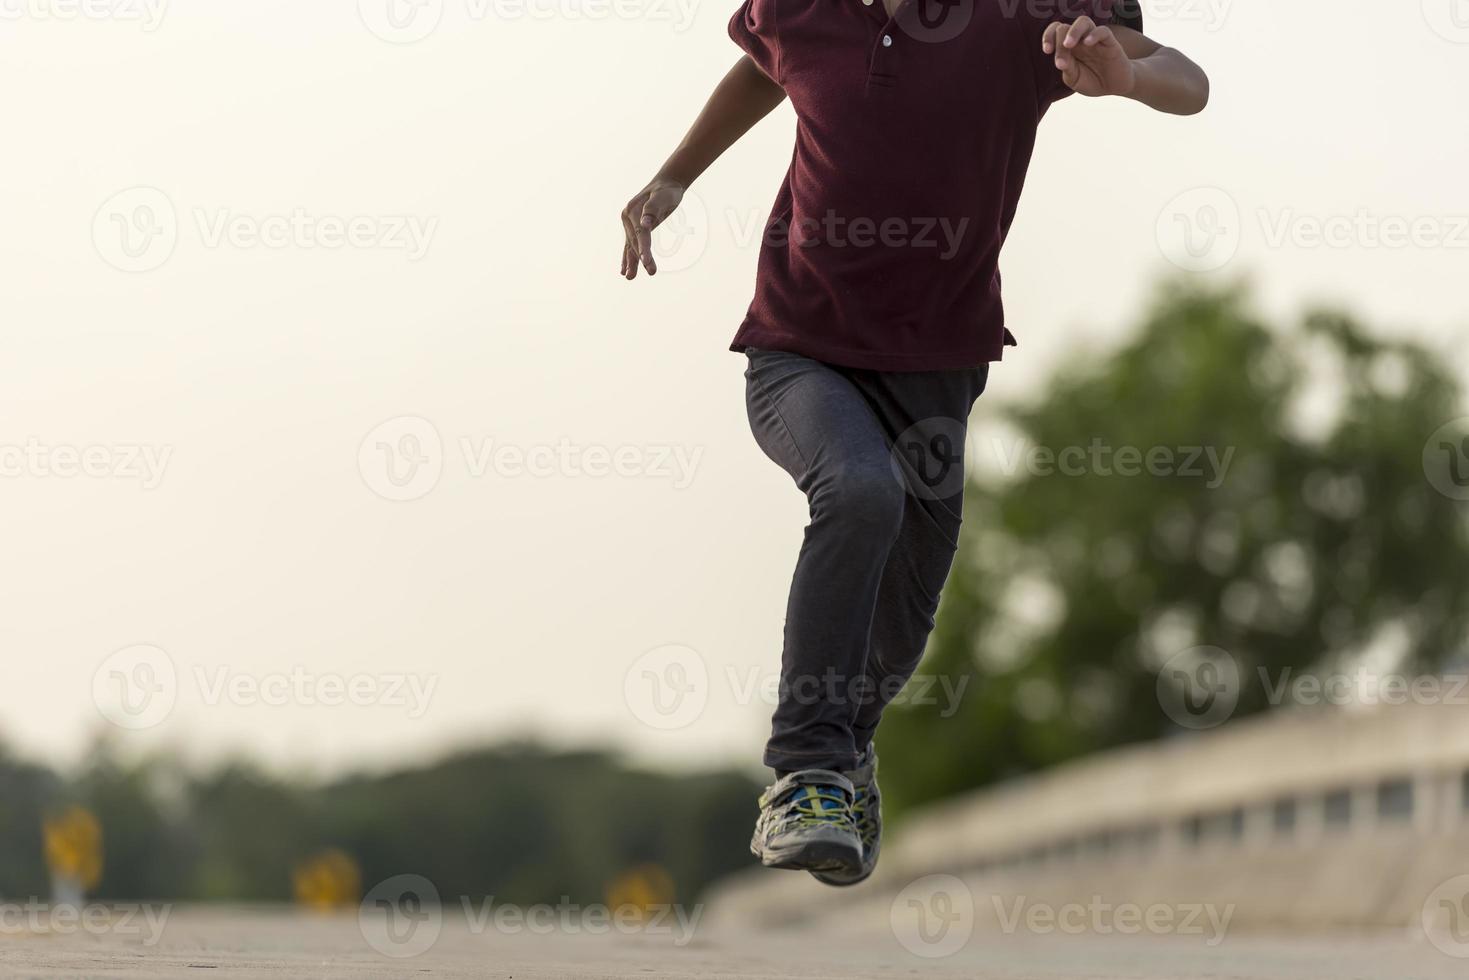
[
  {"xmin": 729, "ymin": 0, "xmax": 780, "ymax": 84},
  {"xmin": 1112, "ymin": 0, "xmax": 1144, "ymax": 32},
  {"xmin": 1034, "ymin": 0, "xmax": 1139, "ymax": 104}
]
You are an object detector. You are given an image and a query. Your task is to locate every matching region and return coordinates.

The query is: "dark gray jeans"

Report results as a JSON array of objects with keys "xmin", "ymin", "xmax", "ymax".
[{"xmin": 744, "ymin": 348, "xmax": 989, "ymax": 773}]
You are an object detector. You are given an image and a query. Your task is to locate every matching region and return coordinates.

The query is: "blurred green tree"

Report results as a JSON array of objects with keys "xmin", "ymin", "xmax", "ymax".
[
  {"xmin": 0, "ymin": 748, "xmax": 59, "ymax": 897},
  {"xmin": 0, "ymin": 739, "xmax": 758, "ymax": 904},
  {"xmin": 877, "ymin": 281, "xmax": 1469, "ymax": 819}
]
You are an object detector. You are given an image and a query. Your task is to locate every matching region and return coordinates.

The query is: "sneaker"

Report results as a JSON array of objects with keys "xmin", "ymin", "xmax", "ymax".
[
  {"xmin": 811, "ymin": 746, "xmax": 881, "ymax": 886},
  {"xmin": 749, "ymin": 769, "xmax": 863, "ymax": 876}
]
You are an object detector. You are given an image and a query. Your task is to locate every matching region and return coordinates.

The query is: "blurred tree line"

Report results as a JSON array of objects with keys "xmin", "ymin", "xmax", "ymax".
[
  {"xmin": 0, "ymin": 740, "xmax": 757, "ymax": 904},
  {"xmin": 878, "ymin": 281, "xmax": 1469, "ymax": 819}
]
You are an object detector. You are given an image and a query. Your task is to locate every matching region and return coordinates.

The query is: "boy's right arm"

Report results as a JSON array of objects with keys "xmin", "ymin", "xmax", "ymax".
[{"xmin": 620, "ymin": 56, "xmax": 786, "ymax": 280}]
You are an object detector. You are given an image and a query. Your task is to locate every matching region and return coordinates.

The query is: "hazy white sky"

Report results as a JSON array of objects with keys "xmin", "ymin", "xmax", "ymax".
[{"xmin": 1, "ymin": 0, "xmax": 1465, "ymax": 777}]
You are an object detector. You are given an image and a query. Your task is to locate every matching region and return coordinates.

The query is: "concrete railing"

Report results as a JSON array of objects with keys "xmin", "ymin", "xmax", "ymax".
[{"xmin": 706, "ymin": 702, "xmax": 1469, "ymax": 932}]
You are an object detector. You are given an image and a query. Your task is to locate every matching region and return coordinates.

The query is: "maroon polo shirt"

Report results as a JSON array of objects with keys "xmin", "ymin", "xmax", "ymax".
[{"xmin": 728, "ymin": 0, "xmax": 1136, "ymax": 371}]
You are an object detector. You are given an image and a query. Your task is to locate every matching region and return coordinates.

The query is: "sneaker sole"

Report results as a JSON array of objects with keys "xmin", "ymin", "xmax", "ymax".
[
  {"xmin": 753, "ymin": 837, "xmax": 863, "ymax": 875},
  {"xmin": 811, "ymin": 846, "xmax": 878, "ymax": 887}
]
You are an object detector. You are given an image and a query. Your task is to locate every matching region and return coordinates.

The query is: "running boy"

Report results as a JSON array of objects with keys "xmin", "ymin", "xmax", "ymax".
[{"xmin": 620, "ymin": 0, "xmax": 1208, "ymax": 885}]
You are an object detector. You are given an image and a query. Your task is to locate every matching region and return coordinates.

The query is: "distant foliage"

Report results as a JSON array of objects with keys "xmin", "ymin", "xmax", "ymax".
[
  {"xmin": 876, "ymin": 282, "xmax": 1469, "ymax": 819},
  {"xmin": 0, "ymin": 742, "xmax": 758, "ymax": 903}
]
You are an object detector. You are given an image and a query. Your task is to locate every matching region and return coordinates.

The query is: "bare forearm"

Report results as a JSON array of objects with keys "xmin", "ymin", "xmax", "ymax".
[
  {"xmin": 655, "ymin": 56, "xmax": 787, "ymax": 188},
  {"xmin": 621, "ymin": 57, "xmax": 785, "ymax": 279},
  {"xmin": 1124, "ymin": 48, "xmax": 1209, "ymax": 115}
]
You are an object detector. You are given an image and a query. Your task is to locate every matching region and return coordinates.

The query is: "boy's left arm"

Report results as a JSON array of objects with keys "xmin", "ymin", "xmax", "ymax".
[{"xmin": 1043, "ymin": 17, "xmax": 1210, "ymax": 115}]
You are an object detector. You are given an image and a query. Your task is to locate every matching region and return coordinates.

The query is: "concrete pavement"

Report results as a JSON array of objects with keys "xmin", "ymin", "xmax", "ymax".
[{"xmin": 2, "ymin": 905, "xmax": 1466, "ymax": 979}]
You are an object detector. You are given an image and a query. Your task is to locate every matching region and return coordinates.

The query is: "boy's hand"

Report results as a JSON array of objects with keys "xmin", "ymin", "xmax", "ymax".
[
  {"xmin": 1042, "ymin": 16, "xmax": 1136, "ymax": 98},
  {"xmin": 621, "ymin": 177, "xmax": 686, "ymax": 279}
]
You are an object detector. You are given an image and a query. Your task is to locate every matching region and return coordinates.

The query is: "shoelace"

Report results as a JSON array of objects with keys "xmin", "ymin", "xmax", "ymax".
[
  {"xmin": 779, "ymin": 785, "xmax": 853, "ymax": 829},
  {"xmin": 851, "ymin": 785, "xmax": 878, "ymax": 842}
]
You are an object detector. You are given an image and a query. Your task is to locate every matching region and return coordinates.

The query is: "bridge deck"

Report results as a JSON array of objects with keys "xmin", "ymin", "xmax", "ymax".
[{"xmin": 3, "ymin": 906, "xmax": 1462, "ymax": 979}]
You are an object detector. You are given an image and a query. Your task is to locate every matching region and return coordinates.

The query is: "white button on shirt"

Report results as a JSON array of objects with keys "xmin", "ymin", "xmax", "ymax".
[{"xmin": 881, "ymin": 34, "xmax": 892, "ymax": 46}]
